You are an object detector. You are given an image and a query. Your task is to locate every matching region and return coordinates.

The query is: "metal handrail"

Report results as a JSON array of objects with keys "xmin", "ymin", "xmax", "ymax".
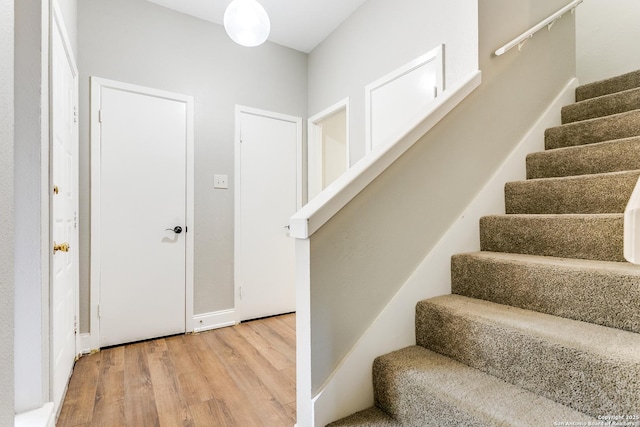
[{"xmin": 495, "ymin": 0, "xmax": 583, "ymax": 56}]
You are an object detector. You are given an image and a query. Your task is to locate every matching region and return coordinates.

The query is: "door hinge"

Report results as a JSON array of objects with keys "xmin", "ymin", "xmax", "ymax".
[
  {"xmin": 74, "ymin": 315, "xmax": 78, "ymax": 334},
  {"xmin": 98, "ymin": 109, "xmax": 103, "ymax": 123},
  {"xmin": 239, "ymin": 286, "xmax": 242, "ymax": 300},
  {"xmin": 73, "ymin": 105, "xmax": 78, "ymax": 123},
  {"xmin": 98, "ymin": 304, "xmax": 101, "ymax": 318}
]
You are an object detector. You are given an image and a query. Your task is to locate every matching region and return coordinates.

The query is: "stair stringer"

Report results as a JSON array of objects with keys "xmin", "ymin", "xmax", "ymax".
[{"xmin": 312, "ymin": 78, "xmax": 579, "ymax": 427}]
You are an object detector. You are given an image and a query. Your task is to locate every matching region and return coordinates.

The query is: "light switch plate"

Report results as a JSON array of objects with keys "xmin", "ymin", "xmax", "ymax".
[{"xmin": 214, "ymin": 174, "xmax": 228, "ymax": 189}]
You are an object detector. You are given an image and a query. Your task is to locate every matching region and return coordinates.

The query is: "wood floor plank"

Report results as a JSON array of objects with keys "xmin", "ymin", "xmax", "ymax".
[
  {"xmin": 236, "ymin": 321, "xmax": 293, "ymax": 371},
  {"xmin": 123, "ymin": 342, "xmax": 160, "ymax": 427},
  {"xmin": 92, "ymin": 346, "xmax": 126, "ymax": 427},
  {"xmin": 203, "ymin": 326, "xmax": 296, "ymax": 426},
  {"xmin": 57, "ymin": 314, "xmax": 296, "ymax": 427},
  {"xmin": 146, "ymin": 339, "xmax": 195, "ymax": 427},
  {"xmin": 56, "ymin": 352, "xmax": 101, "ymax": 427}
]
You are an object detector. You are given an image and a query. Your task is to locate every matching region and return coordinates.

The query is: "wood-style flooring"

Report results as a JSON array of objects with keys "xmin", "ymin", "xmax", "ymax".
[{"xmin": 57, "ymin": 314, "xmax": 296, "ymax": 427}]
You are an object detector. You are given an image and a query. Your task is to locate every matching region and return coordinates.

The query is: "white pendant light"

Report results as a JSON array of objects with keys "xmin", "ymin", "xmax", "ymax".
[{"xmin": 224, "ymin": 0, "xmax": 271, "ymax": 47}]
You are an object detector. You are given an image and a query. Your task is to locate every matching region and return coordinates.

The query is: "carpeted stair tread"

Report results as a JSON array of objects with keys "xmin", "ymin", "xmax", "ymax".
[
  {"xmin": 562, "ymin": 87, "xmax": 640, "ymax": 123},
  {"xmin": 576, "ymin": 69, "xmax": 640, "ymax": 101},
  {"xmin": 504, "ymin": 169, "xmax": 640, "ymax": 214},
  {"xmin": 326, "ymin": 407, "xmax": 400, "ymax": 427},
  {"xmin": 415, "ymin": 295, "xmax": 640, "ymax": 418},
  {"xmin": 370, "ymin": 346, "xmax": 595, "ymax": 427},
  {"xmin": 545, "ymin": 110, "xmax": 640, "ymax": 150},
  {"xmin": 451, "ymin": 251, "xmax": 640, "ymax": 333},
  {"xmin": 526, "ymin": 136, "xmax": 640, "ymax": 179},
  {"xmin": 479, "ymin": 214, "xmax": 623, "ymax": 261}
]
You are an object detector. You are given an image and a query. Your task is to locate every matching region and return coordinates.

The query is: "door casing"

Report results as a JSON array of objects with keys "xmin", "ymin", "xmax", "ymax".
[
  {"xmin": 89, "ymin": 77, "xmax": 194, "ymax": 350},
  {"xmin": 308, "ymin": 98, "xmax": 350, "ymax": 200}
]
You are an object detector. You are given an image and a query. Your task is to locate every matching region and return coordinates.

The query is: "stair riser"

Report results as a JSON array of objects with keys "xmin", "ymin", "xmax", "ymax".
[
  {"xmin": 415, "ymin": 302, "xmax": 640, "ymax": 417},
  {"xmin": 562, "ymin": 88, "xmax": 640, "ymax": 124},
  {"xmin": 576, "ymin": 70, "xmax": 640, "ymax": 101},
  {"xmin": 545, "ymin": 110, "xmax": 640, "ymax": 150},
  {"xmin": 479, "ymin": 215, "xmax": 624, "ymax": 261},
  {"xmin": 451, "ymin": 253, "xmax": 640, "ymax": 333},
  {"xmin": 504, "ymin": 171, "xmax": 640, "ymax": 215},
  {"xmin": 527, "ymin": 137, "xmax": 640, "ymax": 179}
]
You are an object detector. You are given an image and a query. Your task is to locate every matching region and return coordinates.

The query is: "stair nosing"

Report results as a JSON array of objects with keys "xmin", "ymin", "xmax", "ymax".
[
  {"xmin": 507, "ymin": 168, "xmax": 640, "ymax": 185},
  {"xmin": 422, "ymin": 295, "xmax": 640, "ymax": 360},
  {"xmin": 454, "ymin": 250, "xmax": 640, "ymax": 273}
]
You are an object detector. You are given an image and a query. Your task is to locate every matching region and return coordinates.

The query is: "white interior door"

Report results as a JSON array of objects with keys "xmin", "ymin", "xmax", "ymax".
[
  {"xmin": 92, "ymin": 78, "xmax": 194, "ymax": 348},
  {"xmin": 235, "ymin": 106, "xmax": 302, "ymax": 321},
  {"xmin": 51, "ymin": 4, "xmax": 79, "ymax": 414}
]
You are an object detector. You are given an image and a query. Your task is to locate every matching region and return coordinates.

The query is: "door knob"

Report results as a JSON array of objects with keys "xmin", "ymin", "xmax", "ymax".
[
  {"xmin": 166, "ymin": 226, "xmax": 183, "ymax": 234},
  {"xmin": 53, "ymin": 241, "xmax": 70, "ymax": 254}
]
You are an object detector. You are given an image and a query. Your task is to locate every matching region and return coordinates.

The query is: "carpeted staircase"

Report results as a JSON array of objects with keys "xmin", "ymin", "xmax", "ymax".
[{"xmin": 328, "ymin": 70, "xmax": 640, "ymax": 426}]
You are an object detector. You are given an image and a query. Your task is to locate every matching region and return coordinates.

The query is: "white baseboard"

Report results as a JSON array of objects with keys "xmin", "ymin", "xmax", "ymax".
[
  {"xmin": 312, "ymin": 78, "xmax": 578, "ymax": 427},
  {"xmin": 15, "ymin": 402, "xmax": 55, "ymax": 427},
  {"xmin": 193, "ymin": 309, "xmax": 237, "ymax": 333},
  {"xmin": 78, "ymin": 309, "xmax": 237, "ymax": 353},
  {"xmin": 80, "ymin": 333, "xmax": 93, "ymax": 354}
]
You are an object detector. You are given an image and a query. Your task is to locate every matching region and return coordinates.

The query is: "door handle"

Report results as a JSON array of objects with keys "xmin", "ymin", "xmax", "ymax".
[
  {"xmin": 53, "ymin": 241, "xmax": 70, "ymax": 254},
  {"xmin": 165, "ymin": 226, "xmax": 183, "ymax": 234}
]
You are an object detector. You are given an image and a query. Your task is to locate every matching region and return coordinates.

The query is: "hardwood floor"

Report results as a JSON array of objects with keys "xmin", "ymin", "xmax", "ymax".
[{"xmin": 57, "ymin": 314, "xmax": 296, "ymax": 427}]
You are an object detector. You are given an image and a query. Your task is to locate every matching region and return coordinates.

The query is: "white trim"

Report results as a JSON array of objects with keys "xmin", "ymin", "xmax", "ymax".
[
  {"xmin": 290, "ymin": 70, "xmax": 481, "ymax": 240},
  {"xmin": 193, "ymin": 310, "xmax": 237, "ymax": 333},
  {"xmin": 310, "ymin": 78, "xmax": 579, "ymax": 427},
  {"xmin": 89, "ymin": 77, "xmax": 195, "ymax": 351},
  {"xmin": 624, "ymin": 176, "xmax": 640, "ymax": 264},
  {"xmin": 15, "ymin": 402, "xmax": 55, "ymax": 427},
  {"xmin": 79, "ymin": 333, "xmax": 92, "ymax": 355},
  {"xmin": 308, "ymin": 98, "xmax": 350, "ymax": 200},
  {"xmin": 234, "ymin": 105, "xmax": 304, "ymax": 323},
  {"xmin": 365, "ymin": 45, "xmax": 444, "ymax": 153}
]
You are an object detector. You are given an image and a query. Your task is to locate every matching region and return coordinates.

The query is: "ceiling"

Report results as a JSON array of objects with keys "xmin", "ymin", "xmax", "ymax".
[{"xmin": 146, "ymin": 0, "xmax": 369, "ymax": 53}]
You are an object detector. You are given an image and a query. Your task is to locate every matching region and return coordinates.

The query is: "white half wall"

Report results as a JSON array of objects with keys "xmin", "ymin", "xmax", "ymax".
[
  {"xmin": 313, "ymin": 78, "xmax": 578, "ymax": 426},
  {"xmin": 576, "ymin": 0, "xmax": 640, "ymax": 84}
]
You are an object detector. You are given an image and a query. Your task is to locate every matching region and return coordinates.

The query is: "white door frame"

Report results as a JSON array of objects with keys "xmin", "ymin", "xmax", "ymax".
[
  {"xmin": 50, "ymin": 0, "xmax": 79, "ymax": 412},
  {"xmin": 307, "ymin": 98, "xmax": 350, "ymax": 199},
  {"xmin": 234, "ymin": 105, "xmax": 303, "ymax": 322},
  {"xmin": 89, "ymin": 77, "xmax": 195, "ymax": 350}
]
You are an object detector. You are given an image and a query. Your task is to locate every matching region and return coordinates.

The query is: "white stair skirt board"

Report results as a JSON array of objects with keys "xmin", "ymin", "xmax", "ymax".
[
  {"xmin": 15, "ymin": 403, "xmax": 55, "ymax": 427},
  {"xmin": 311, "ymin": 78, "xmax": 578, "ymax": 427},
  {"xmin": 193, "ymin": 309, "xmax": 237, "ymax": 333}
]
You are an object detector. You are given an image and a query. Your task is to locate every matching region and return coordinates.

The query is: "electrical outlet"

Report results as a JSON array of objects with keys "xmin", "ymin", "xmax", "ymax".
[{"xmin": 214, "ymin": 174, "xmax": 228, "ymax": 189}]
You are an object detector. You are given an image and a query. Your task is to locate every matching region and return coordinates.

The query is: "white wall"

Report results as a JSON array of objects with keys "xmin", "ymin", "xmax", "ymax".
[
  {"xmin": 577, "ymin": 0, "xmax": 640, "ymax": 84},
  {"xmin": 77, "ymin": 0, "xmax": 308, "ymax": 331},
  {"xmin": 14, "ymin": 0, "xmax": 50, "ymax": 413},
  {"xmin": 0, "ymin": 0, "xmax": 15, "ymax": 423},
  {"xmin": 305, "ymin": 0, "xmax": 575, "ymax": 400},
  {"xmin": 308, "ymin": 0, "xmax": 478, "ymax": 164}
]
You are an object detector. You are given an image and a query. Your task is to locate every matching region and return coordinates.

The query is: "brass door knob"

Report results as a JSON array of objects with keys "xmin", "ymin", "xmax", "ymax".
[{"xmin": 53, "ymin": 242, "xmax": 70, "ymax": 254}]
